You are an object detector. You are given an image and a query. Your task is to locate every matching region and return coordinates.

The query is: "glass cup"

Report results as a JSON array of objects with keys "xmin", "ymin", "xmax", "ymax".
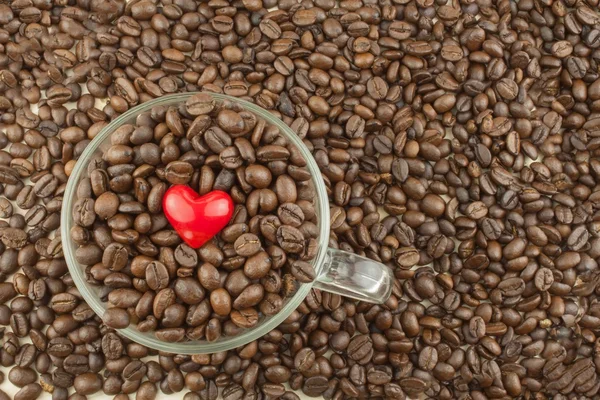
[{"xmin": 62, "ymin": 93, "xmax": 394, "ymax": 354}]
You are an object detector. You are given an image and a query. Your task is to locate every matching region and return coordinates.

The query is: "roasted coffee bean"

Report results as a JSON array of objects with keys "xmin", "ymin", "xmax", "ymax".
[
  {"xmin": 276, "ymin": 226, "xmax": 305, "ymax": 254},
  {"xmin": 278, "ymin": 203, "xmax": 304, "ymax": 227},
  {"xmin": 102, "ymin": 308, "xmax": 130, "ymax": 329},
  {"xmin": 302, "ymin": 376, "xmax": 329, "ymax": 397},
  {"xmin": 9, "ymin": 367, "xmax": 37, "ymax": 387},
  {"xmin": 165, "ymin": 161, "xmax": 193, "ymax": 184},
  {"xmin": 290, "ymin": 261, "xmax": 315, "ymax": 283},
  {"xmin": 534, "ymin": 268, "xmax": 554, "ymax": 292},
  {"xmin": 0, "ymin": 198, "xmax": 12, "ymax": 218},
  {"xmin": 244, "ymin": 251, "xmax": 271, "ymax": 280},
  {"xmin": 14, "ymin": 383, "xmax": 42, "ymax": 400},
  {"xmin": 73, "ymin": 372, "xmax": 102, "ymax": 395},
  {"xmin": 146, "ymin": 261, "xmax": 169, "ymax": 291},
  {"xmin": 186, "ymin": 93, "xmax": 216, "ymax": 115},
  {"xmin": 294, "ymin": 348, "xmax": 315, "ymax": 372},
  {"xmin": 234, "ymin": 233, "xmax": 261, "ymax": 257},
  {"xmin": 347, "ymin": 335, "xmax": 373, "ymax": 361}
]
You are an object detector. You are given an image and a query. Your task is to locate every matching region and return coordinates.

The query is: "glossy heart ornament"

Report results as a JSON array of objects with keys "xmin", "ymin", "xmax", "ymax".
[{"xmin": 163, "ymin": 185, "xmax": 234, "ymax": 249}]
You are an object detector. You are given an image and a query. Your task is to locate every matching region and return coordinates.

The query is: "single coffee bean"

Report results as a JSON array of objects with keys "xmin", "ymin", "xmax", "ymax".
[
  {"xmin": 276, "ymin": 226, "xmax": 305, "ymax": 254},
  {"xmin": 290, "ymin": 261, "xmax": 315, "ymax": 283},
  {"xmin": 234, "ymin": 233, "xmax": 261, "ymax": 257},
  {"xmin": 102, "ymin": 308, "xmax": 130, "ymax": 329}
]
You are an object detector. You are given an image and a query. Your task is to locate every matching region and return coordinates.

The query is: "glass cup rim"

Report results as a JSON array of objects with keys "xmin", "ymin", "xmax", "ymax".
[{"xmin": 61, "ymin": 92, "xmax": 331, "ymax": 354}]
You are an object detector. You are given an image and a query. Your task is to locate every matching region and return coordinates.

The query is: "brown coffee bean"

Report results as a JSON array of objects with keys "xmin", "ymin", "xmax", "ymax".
[
  {"xmin": 244, "ymin": 251, "xmax": 271, "ymax": 280},
  {"xmin": 186, "ymin": 93, "xmax": 216, "ymax": 115},
  {"xmin": 210, "ymin": 288, "xmax": 232, "ymax": 317},
  {"xmin": 290, "ymin": 260, "xmax": 315, "ymax": 283},
  {"xmin": 146, "ymin": 261, "xmax": 169, "ymax": 290},
  {"xmin": 234, "ymin": 233, "xmax": 261, "ymax": 257},
  {"xmin": 276, "ymin": 226, "xmax": 305, "ymax": 254},
  {"xmin": 165, "ymin": 161, "xmax": 193, "ymax": 184},
  {"xmin": 534, "ymin": 268, "xmax": 554, "ymax": 291},
  {"xmin": 294, "ymin": 348, "xmax": 315, "ymax": 372},
  {"xmin": 102, "ymin": 308, "xmax": 130, "ymax": 329}
]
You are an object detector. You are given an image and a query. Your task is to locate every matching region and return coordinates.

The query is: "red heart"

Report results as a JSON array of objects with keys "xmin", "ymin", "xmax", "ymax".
[{"xmin": 163, "ymin": 185, "xmax": 234, "ymax": 249}]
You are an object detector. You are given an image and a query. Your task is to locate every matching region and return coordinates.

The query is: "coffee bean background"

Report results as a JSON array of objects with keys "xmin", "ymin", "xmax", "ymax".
[{"xmin": 1, "ymin": 0, "xmax": 600, "ymax": 399}]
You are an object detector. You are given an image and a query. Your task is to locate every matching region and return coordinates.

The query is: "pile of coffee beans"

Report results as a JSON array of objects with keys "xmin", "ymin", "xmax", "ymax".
[
  {"xmin": 71, "ymin": 93, "xmax": 319, "ymax": 342},
  {"xmin": 0, "ymin": 0, "xmax": 600, "ymax": 398}
]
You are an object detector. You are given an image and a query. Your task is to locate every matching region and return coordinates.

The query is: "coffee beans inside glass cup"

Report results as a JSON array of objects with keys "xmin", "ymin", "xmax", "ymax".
[{"xmin": 63, "ymin": 93, "xmax": 393, "ymax": 353}]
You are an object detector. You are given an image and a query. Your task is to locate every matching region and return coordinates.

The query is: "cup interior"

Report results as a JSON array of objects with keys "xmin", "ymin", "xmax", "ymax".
[{"xmin": 61, "ymin": 93, "xmax": 330, "ymax": 354}]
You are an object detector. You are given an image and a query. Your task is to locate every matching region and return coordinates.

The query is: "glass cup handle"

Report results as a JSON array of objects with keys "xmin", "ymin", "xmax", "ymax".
[{"xmin": 312, "ymin": 248, "xmax": 394, "ymax": 304}]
